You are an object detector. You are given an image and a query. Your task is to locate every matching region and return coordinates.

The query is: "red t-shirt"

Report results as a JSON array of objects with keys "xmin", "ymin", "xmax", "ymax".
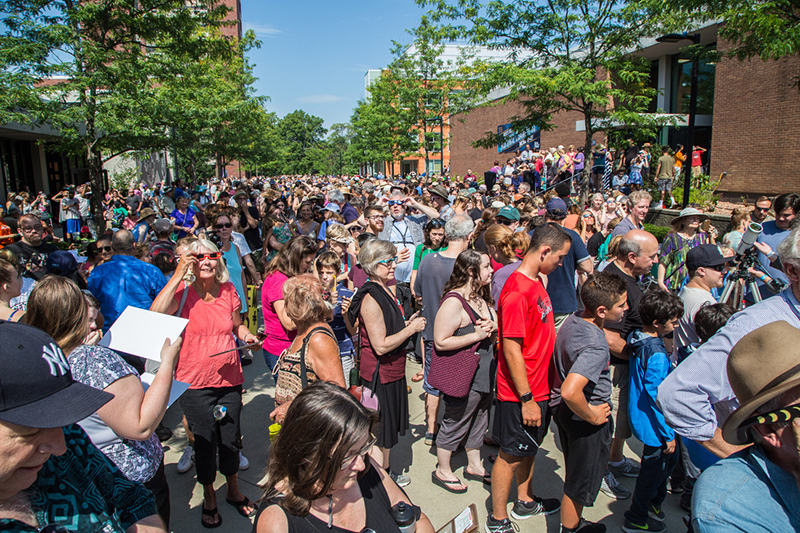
[
  {"xmin": 692, "ymin": 150, "xmax": 703, "ymax": 167},
  {"xmin": 496, "ymin": 270, "xmax": 555, "ymax": 402}
]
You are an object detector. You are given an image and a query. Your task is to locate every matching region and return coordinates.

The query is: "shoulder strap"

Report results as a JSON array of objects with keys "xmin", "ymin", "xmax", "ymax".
[
  {"xmin": 299, "ymin": 326, "xmax": 337, "ymax": 389},
  {"xmin": 176, "ymin": 281, "xmax": 189, "ymax": 316},
  {"xmin": 442, "ymin": 291, "xmax": 480, "ymax": 323}
]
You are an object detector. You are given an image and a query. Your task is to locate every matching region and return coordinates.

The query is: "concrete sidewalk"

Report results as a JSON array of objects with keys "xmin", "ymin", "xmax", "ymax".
[{"xmin": 161, "ymin": 353, "xmax": 688, "ymax": 533}]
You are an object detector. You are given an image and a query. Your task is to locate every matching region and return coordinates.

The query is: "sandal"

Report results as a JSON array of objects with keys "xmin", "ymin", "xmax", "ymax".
[
  {"xmin": 226, "ymin": 496, "xmax": 258, "ymax": 518},
  {"xmin": 464, "ymin": 469, "xmax": 491, "ymax": 485},
  {"xmin": 431, "ymin": 471, "xmax": 468, "ymax": 494},
  {"xmin": 201, "ymin": 506, "xmax": 222, "ymax": 529},
  {"xmin": 411, "ymin": 370, "xmax": 424, "ymax": 382}
]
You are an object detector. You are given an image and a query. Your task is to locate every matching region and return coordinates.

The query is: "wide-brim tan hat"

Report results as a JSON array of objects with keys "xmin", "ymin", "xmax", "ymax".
[
  {"xmin": 722, "ymin": 321, "xmax": 800, "ymax": 445},
  {"xmin": 671, "ymin": 207, "xmax": 708, "ymax": 226},
  {"xmin": 428, "ymin": 185, "xmax": 450, "ymax": 200}
]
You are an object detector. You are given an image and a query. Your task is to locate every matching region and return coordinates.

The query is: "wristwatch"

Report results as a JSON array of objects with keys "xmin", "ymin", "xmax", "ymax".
[{"xmin": 519, "ymin": 392, "xmax": 533, "ymax": 403}]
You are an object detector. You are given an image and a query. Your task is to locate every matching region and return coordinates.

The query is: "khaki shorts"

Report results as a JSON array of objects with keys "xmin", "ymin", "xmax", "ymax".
[{"xmin": 610, "ymin": 364, "xmax": 632, "ymax": 439}]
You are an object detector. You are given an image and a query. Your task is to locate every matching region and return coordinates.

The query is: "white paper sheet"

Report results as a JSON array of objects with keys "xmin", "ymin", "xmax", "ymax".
[
  {"xmin": 99, "ymin": 306, "xmax": 188, "ymax": 362},
  {"xmin": 140, "ymin": 373, "xmax": 190, "ymax": 407},
  {"xmin": 453, "ymin": 507, "xmax": 474, "ymax": 533}
]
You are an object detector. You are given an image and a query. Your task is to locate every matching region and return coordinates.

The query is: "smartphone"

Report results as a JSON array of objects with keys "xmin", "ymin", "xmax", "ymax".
[{"xmin": 701, "ymin": 220, "xmax": 711, "ymax": 233}]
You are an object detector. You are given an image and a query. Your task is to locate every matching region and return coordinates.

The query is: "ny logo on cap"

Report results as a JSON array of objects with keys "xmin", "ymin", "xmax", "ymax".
[{"xmin": 42, "ymin": 343, "xmax": 69, "ymax": 377}]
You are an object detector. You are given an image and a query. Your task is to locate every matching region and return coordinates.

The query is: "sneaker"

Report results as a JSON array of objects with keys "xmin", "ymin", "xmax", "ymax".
[
  {"xmin": 607, "ymin": 457, "xmax": 640, "ymax": 478},
  {"xmin": 485, "ymin": 514, "xmax": 519, "ymax": 533},
  {"xmin": 600, "ymin": 472, "xmax": 631, "ymax": 500},
  {"xmin": 560, "ymin": 518, "xmax": 606, "ymax": 533},
  {"xmin": 668, "ymin": 477, "xmax": 684, "ymax": 494},
  {"xmin": 621, "ymin": 518, "xmax": 666, "ymax": 533},
  {"xmin": 648, "ymin": 505, "xmax": 666, "ymax": 522},
  {"xmin": 510, "ymin": 497, "xmax": 561, "ymax": 520},
  {"xmin": 389, "ymin": 470, "xmax": 411, "ymax": 487},
  {"xmin": 239, "ymin": 452, "xmax": 250, "ymax": 470},
  {"xmin": 176, "ymin": 445, "xmax": 195, "ymax": 474}
]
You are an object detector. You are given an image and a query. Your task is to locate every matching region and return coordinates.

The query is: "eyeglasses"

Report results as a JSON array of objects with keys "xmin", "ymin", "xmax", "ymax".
[
  {"xmin": 377, "ymin": 257, "xmax": 397, "ymax": 266},
  {"xmin": 709, "ymin": 263, "xmax": 728, "ymax": 272},
  {"xmin": 215, "ymin": 223, "xmax": 232, "ymax": 229},
  {"xmin": 99, "ymin": 246, "xmax": 113, "ymax": 252},
  {"xmin": 340, "ymin": 434, "xmax": 377, "ymax": 470},
  {"xmin": 20, "ymin": 225, "xmax": 42, "ymax": 232},
  {"xmin": 388, "ymin": 200, "xmax": 405, "ymax": 206},
  {"xmin": 755, "ymin": 206, "xmax": 770, "ymax": 212},
  {"xmin": 195, "ymin": 252, "xmax": 221, "ymax": 260},
  {"xmin": 497, "ymin": 218, "xmax": 515, "ymax": 226},
  {"xmin": 583, "ymin": 214, "xmax": 594, "ymax": 218}
]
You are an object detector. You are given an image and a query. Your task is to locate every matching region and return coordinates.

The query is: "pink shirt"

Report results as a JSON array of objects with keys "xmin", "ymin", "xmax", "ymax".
[
  {"xmin": 174, "ymin": 282, "xmax": 243, "ymax": 389},
  {"xmin": 262, "ymin": 271, "xmax": 296, "ymax": 356}
]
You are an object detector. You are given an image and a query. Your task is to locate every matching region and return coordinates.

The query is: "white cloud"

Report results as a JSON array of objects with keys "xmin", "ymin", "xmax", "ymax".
[
  {"xmin": 295, "ymin": 94, "xmax": 346, "ymax": 104},
  {"xmin": 243, "ymin": 22, "xmax": 281, "ymax": 36}
]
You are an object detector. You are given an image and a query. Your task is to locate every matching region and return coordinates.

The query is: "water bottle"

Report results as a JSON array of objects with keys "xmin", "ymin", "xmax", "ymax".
[
  {"xmin": 212, "ymin": 405, "xmax": 227, "ymax": 421},
  {"xmin": 390, "ymin": 502, "xmax": 416, "ymax": 533}
]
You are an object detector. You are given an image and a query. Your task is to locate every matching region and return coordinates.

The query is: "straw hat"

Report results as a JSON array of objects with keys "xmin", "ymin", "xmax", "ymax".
[
  {"xmin": 722, "ymin": 322, "xmax": 800, "ymax": 445},
  {"xmin": 670, "ymin": 207, "xmax": 708, "ymax": 227}
]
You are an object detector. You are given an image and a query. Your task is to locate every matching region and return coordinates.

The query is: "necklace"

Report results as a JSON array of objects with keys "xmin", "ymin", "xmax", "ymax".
[{"xmin": 327, "ymin": 495, "xmax": 333, "ymax": 529}]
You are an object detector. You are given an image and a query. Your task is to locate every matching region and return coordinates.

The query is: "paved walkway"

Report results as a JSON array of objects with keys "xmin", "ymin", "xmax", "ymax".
[{"xmin": 162, "ymin": 352, "xmax": 688, "ymax": 533}]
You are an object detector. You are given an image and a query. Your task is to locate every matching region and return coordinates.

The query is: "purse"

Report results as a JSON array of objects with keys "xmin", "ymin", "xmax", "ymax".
[
  {"xmin": 360, "ymin": 359, "xmax": 380, "ymax": 411},
  {"xmin": 428, "ymin": 292, "xmax": 483, "ymax": 398}
]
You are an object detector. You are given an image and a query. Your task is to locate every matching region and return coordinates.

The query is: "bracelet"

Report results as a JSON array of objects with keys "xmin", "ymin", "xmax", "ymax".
[{"xmin": 759, "ymin": 274, "xmax": 768, "ymax": 282}]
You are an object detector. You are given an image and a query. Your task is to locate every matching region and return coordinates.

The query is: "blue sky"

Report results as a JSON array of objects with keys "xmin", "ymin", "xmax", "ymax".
[{"xmin": 242, "ymin": 0, "xmax": 427, "ymax": 132}]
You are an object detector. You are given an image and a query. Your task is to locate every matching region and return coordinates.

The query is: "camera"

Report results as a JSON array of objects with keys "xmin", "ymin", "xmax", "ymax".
[{"xmin": 736, "ymin": 222, "xmax": 763, "ymax": 257}]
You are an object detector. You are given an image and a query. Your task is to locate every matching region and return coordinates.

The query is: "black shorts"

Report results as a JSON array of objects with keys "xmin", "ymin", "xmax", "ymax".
[
  {"xmin": 554, "ymin": 402, "xmax": 613, "ymax": 507},
  {"xmin": 493, "ymin": 399, "xmax": 551, "ymax": 458}
]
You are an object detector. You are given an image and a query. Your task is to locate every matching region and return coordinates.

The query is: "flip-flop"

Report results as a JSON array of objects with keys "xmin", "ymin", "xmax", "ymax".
[
  {"xmin": 431, "ymin": 471, "xmax": 468, "ymax": 494},
  {"xmin": 201, "ymin": 506, "xmax": 222, "ymax": 529},
  {"xmin": 411, "ymin": 371, "xmax": 424, "ymax": 382},
  {"xmin": 226, "ymin": 496, "xmax": 258, "ymax": 518},
  {"xmin": 464, "ymin": 470, "xmax": 491, "ymax": 485}
]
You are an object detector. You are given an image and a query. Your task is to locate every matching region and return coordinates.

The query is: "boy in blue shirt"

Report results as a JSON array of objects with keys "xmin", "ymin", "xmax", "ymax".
[
  {"xmin": 623, "ymin": 289, "xmax": 684, "ymax": 533},
  {"xmin": 316, "ymin": 251, "xmax": 356, "ymax": 386}
]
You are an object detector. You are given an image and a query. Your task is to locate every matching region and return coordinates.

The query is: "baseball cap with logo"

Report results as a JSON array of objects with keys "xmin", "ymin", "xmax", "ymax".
[{"xmin": 0, "ymin": 322, "xmax": 112, "ymax": 428}]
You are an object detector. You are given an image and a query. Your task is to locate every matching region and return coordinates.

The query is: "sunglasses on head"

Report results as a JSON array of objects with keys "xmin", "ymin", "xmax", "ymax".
[
  {"xmin": 427, "ymin": 219, "xmax": 444, "ymax": 229},
  {"xmin": 215, "ymin": 223, "xmax": 232, "ymax": 229},
  {"xmin": 195, "ymin": 252, "xmax": 221, "ymax": 260}
]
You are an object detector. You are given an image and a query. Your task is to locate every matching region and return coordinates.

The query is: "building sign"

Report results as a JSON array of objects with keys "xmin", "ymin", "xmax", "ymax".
[{"xmin": 497, "ymin": 124, "xmax": 540, "ymax": 154}]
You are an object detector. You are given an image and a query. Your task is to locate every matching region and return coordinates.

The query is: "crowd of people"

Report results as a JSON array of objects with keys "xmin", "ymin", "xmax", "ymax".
[{"xmin": 0, "ymin": 169, "xmax": 799, "ymax": 533}]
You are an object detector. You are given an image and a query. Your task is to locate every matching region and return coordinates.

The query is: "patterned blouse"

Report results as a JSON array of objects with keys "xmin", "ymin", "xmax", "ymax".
[
  {"xmin": 0, "ymin": 424, "xmax": 156, "ymax": 532},
  {"xmin": 68, "ymin": 345, "xmax": 163, "ymax": 483}
]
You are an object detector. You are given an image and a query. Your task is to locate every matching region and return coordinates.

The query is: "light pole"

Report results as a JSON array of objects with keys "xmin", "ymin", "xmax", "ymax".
[{"xmin": 656, "ymin": 32, "xmax": 701, "ymax": 208}]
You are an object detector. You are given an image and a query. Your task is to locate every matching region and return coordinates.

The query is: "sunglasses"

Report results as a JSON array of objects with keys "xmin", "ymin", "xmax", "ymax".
[
  {"xmin": 215, "ymin": 223, "xmax": 232, "ymax": 229},
  {"xmin": 583, "ymin": 214, "xmax": 594, "ymax": 218},
  {"xmin": 755, "ymin": 207, "xmax": 770, "ymax": 212},
  {"xmin": 427, "ymin": 219, "xmax": 445, "ymax": 229},
  {"xmin": 497, "ymin": 218, "xmax": 515, "ymax": 226},
  {"xmin": 195, "ymin": 252, "xmax": 221, "ymax": 260},
  {"xmin": 340, "ymin": 434, "xmax": 377, "ymax": 470},
  {"xmin": 709, "ymin": 263, "xmax": 728, "ymax": 272},
  {"xmin": 388, "ymin": 200, "xmax": 405, "ymax": 206},
  {"xmin": 99, "ymin": 246, "xmax": 113, "ymax": 252},
  {"xmin": 377, "ymin": 256, "xmax": 397, "ymax": 266}
]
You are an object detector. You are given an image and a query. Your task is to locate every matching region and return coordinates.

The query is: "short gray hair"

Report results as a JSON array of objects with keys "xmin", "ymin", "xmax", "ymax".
[
  {"xmin": 328, "ymin": 189, "xmax": 345, "ymax": 203},
  {"xmin": 777, "ymin": 222, "xmax": 800, "ymax": 268},
  {"xmin": 627, "ymin": 190, "xmax": 652, "ymax": 208},
  {"xmin": 359, "ymin": 239, "xmax": 398, "ymax": 278},
  {"xmin": 445, "ymin": 215, "xmax": 475, "ymax": 241},
  {"xmin": 112, "ymin": 229, "xmax": 135, "ymax": 252}
]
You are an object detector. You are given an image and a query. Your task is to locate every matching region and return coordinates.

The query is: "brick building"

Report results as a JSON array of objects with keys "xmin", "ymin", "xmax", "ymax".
[{"xmin": 449, "ymin": 23, "xmax": 800, "ymax": 200}]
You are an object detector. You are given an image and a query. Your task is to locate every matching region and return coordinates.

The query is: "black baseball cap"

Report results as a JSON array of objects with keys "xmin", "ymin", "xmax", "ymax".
[
  {"xmin": 686, "ymin": 244, "xmax": 731, "ymax": 272},
  {"xmin": 0, "ymin": 322, "xmax": 113, "ymax": 428}
]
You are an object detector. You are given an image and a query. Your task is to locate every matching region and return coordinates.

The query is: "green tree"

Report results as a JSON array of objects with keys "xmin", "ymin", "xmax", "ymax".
[
  {"xmin": 276, "ymin": 110, "xmax": 327, "ymax": 174},
  {"xmin": 0, "ymin": 0, "xmax": 236, "ymax": 217},
  {"xmin": 417, "ymin": 0, "xmax": 668, "ymax": 189}
]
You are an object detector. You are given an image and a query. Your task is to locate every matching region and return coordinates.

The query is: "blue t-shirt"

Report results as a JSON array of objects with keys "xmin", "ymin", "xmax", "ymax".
[
  {"xmin": 536, "ymin": 226, "xmax": 590, "ymax": 314},
  {"xmin": 330, "ymin": 284, "xmax": 355, "ymax": 357},
  {"xmin": 88, "ymin": 255, "xmax": 168, "ymax": 332},
  {"xmin": 756, "ymin": 220, "xmax": 791, "ymax": 299}
]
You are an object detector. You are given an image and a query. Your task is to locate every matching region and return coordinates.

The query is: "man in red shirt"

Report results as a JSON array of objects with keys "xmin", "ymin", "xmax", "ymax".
[
  {"xmin": 486, "ymin": 223, "xmax": 572, "ymax": 532},
  {"xmin": 691, "ymin": 145, "xmax": 707, "ymax": 181}
]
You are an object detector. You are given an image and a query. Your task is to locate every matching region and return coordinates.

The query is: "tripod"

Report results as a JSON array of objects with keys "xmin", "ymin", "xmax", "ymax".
[{"xmin": 719, "ymin": 248, "xmax": 763, "ymax": 310}]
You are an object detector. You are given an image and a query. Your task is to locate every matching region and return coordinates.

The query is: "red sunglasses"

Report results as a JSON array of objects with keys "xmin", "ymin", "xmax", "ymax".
[{"xmin": 195, "ymin": 252, "xmax": 221, "ymax": 260}]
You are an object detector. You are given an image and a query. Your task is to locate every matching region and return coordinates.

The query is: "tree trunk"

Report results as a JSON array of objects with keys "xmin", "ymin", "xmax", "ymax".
[
  {"xmin": 88, "ymin": 143, "xmax": 106, "ymax": 229},
  {"xmin": 580, "ymin": 114, "xmax": 594, "ymax": 207}
]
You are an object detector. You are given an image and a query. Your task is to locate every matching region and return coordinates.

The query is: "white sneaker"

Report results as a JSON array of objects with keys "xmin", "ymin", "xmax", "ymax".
[
  {"xmin": 176, "ymin": 445, "xmax": 195, "ymax": 474},
  {"xmin": 239, "ymin": 451, "xmax": 250, "ymax": 470}
]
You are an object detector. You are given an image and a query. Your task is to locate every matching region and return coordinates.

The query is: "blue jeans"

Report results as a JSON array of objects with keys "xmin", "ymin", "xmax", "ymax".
[
  {"xmin": 625, "ymin": 444, "xmax": 678, "ymax": 524},
  {"xmin": 263, "ymin": 351, "xmax": 280, "ymax": 382}
]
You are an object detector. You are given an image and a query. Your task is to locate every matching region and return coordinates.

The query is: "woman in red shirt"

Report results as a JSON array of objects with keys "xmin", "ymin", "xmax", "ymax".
[{"xmin": 151, "ymin": 238, "xmax": 260, "ymax": 528}]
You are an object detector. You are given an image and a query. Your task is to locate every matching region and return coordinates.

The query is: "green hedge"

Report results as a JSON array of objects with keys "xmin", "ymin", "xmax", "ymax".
[{"xmin": 643, "ymin": 223, "xmax": 671, "ymax": 243}]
